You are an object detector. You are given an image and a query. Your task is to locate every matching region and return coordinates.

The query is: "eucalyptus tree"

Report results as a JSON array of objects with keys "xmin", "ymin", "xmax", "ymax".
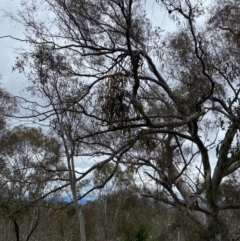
[
  {"xmin": 92, "ymin": 163, "xmax": 140, "ymax": 241},
  {"xmin": 5, "ymin": 0, "xmax": 240, "ymax": 240},
  {"xmin": 0, "ymin": 126, "xmax": 66, "ymax": 241},
  {"xmin": 0, "ymin": 86, "xmax": 17, "ymax": 133}
]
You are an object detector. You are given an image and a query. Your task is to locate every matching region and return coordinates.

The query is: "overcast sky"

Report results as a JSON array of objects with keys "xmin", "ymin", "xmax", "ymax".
[
  {"xmin": 1, "ymin": 1, "xmax": 218, "ymax": 175},
  {"xmin": 0, "ymin": 0, "xmax": 176, "ymax": 96},
  {"xmin": 0, "ymin": 0, "xmax": 27, "ymax": 95},
  {"xmin": 0, "ymin": 0, "xmax": 174, "ymax": 174}
]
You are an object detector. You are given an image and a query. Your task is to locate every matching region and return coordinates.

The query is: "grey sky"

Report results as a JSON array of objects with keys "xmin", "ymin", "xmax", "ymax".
[
  {"xmin": 0, "ymin": 0, "xmax": 28, "ymax": 95},
  {"xmin": 0, "ymin": 0, "xmax": 176, "ymax": 95},
  {"xmin": 0, "ymin": 1, "xmax": 218, "ymax": 174}
]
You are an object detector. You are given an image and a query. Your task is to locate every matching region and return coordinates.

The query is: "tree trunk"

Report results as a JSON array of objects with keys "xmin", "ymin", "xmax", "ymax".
[
  {"xmin": 13, "ymin": 221, "xmax": 19, "ymax": 241},
  {"xmin": 72, "ymin": 187, "xmax": 86, "ymax": 241},
  {"xmin": 4, "ymin": 219, "xmax": 11, "ymax": 241},
  {"xmin": 172, "ymin": 164, "xmax": 231, "ymax": 241},
  {"xmin": 198, "ymin": 219, "xmax": 230, "ymax": 241},
  {"xmin": 70, "ymin": 155, "xmax": 86, "ymax": 241}
]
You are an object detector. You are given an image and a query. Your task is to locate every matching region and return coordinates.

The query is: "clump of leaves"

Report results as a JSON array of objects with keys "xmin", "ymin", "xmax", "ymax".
[{"xmin": 97, "ymin": 73, "xmax": 130, "ymax": 127}]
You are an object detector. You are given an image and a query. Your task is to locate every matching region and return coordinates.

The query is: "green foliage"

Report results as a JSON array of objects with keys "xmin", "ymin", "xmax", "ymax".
[
  {"xmin": 135, "ymin": 223, "xmax": 149, "ymax": 241},
  {"xmin": 0, "ymin": 125, "xmax": 66, "ymax": 240}
]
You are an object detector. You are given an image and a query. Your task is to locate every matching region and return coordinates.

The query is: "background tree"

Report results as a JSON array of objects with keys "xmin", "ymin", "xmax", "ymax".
[
  {"xmin": 91, "ymin": 163, "xmax": 140, "ymax": 241},
  {"xmin": 0, "ymin": 126, "xmax": 66, "ymax": 241}
]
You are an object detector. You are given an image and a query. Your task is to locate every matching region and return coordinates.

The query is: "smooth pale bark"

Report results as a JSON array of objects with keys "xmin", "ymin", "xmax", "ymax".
[
  {"xmin": 69, "ymin": 155, "xmax": 86, "ymax": 241},
  {"xmin": 26, "ymin": 208, "xmax": 40, "ymax": 241},
  {"xmin": 4, "ymin": 219, "xmax": 11, "ymax": 241},
  {"xmin": 73, "ymin": 193, "xmax": 86, "ymax": 241},
  {"xmin": 72, "ymin": 188, "xmax": 86, "ymax": 241},
  {"xmin": 70, "ymin": 158, "xmax": 86, "ymax": 241},
  {"xmin": 173, "ymin": 164, "xmax": 231, "ymax": 241},
  {"xmin": 58, "ymin": 115, "xmax": 87, "ymax": 241},
  {"xmin": 173, "ymin": 164, "xmax": 207, "ymax": 227}
]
